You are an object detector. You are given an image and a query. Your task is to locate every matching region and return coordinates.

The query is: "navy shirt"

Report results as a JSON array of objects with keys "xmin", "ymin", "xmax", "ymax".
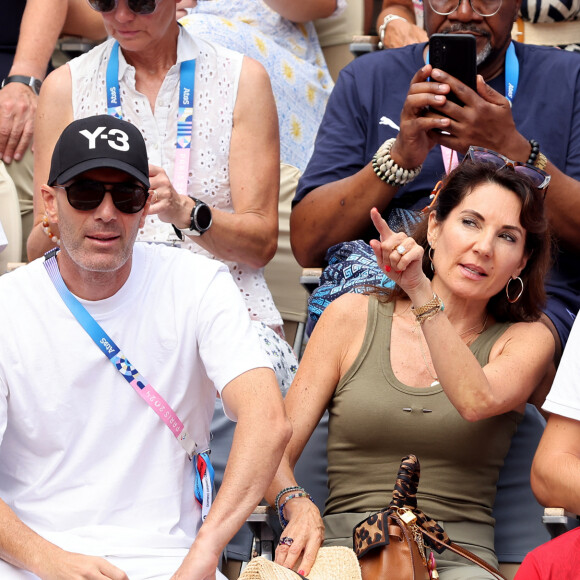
[{"xmin": 296, "ymin": 42, "xmax": 580, "ymax": 344}]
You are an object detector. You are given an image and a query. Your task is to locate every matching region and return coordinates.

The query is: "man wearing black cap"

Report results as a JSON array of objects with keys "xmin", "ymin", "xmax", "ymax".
[{"xmin": 0, "ymin": 115, "xmax": 290, "ymax": 580}]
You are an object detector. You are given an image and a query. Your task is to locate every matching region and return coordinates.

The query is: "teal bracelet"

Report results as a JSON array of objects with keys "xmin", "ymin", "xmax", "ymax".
[
  {"xmin": 278, "ymin": 492, "xmax": 314, "ymax": 529},
  {"xmin": 275, "ymin": 486, "xmax": 304, "ymax": 515}
]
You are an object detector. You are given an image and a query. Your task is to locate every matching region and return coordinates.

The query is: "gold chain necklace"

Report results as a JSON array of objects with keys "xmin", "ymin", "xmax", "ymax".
[{"xmin": 414, "ymin": 314, "xmax": 488, "ymax": 388}]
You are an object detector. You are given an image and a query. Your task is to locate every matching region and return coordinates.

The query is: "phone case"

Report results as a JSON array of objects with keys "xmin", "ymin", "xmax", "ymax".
[{"xmin": 429, "ymin": 33, "xmax": 477, "ymax": 106}]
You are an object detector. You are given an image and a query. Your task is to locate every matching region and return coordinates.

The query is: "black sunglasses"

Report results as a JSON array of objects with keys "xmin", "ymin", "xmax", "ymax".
[
  {"xmin": 55, "ymin": 179, "xmax": 149, "ymax": 214},
  {"xmin": 87, "ymin": 0, "xmax": 160, "ymax": 15}
]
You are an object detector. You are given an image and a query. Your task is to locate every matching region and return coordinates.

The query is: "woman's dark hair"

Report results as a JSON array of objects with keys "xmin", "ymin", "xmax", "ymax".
[{"xmin": 384, "ymin": 160, "xmax": 552, "ymax": 322}]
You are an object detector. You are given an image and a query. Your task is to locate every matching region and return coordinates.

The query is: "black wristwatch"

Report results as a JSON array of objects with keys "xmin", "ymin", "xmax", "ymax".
[
  {"xmin": 1, "ymin": 75, "xmax": 42, "ymax": 96},
  {"xmin": 172, "ymin": 196, "xmax": 212, "ymax": 239}
]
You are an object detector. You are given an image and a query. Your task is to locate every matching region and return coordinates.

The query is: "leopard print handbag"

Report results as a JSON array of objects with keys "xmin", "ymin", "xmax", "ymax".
[{"xmin": 352, "ymin": 455, "xmax": 507, "ymax": 580}]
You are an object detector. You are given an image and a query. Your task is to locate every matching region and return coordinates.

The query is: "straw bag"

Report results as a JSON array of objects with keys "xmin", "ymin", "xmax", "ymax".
[
  {"xmin": 238, "ymin": 546, "xmax": 362, "ymax": 580},
  {"xmin": 352, "ymin": 455, "xmax": 507, "ymax": 580}
]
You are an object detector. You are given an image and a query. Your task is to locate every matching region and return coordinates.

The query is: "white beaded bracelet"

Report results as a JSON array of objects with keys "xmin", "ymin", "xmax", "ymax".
[
  {"xmin": 372, "ymin": 138, "xmax": 422, "ymax": 187},
  {"xmin": 378, "ymin": 14, "xmax": 408, "ymax": 50}
]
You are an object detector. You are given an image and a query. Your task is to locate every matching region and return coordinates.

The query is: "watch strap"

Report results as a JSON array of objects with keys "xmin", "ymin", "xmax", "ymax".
[
  {"xmin": 533, "ymin": 152, "xmax": 548, "ymax": 171},
  {"xmin": 172, "ymin": 196, "xmax": 212, "ymax": 239},
  {"xmin": 1, "ymin": 75, "xmax": 42, "ymax": 95}
]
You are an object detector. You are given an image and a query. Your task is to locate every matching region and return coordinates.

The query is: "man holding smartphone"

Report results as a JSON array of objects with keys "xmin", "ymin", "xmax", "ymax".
[{"xmin": 291, "ymin": 0, "xmax": 580, "ymax": 360}]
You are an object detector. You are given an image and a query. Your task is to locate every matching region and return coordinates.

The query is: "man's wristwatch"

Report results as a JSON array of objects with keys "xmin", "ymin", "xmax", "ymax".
[
  {"xmin": 172, "ymin": 196, "xmax": 212, "ymax": 239},
  {"xmin": 1, "ymin": 75, "xmax": 42, "ymax": 96}
]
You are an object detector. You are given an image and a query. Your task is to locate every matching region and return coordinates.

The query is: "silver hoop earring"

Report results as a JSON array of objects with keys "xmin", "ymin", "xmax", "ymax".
[
  {"xmin": 506, "ymin": 276, "xmax": 524, "ymax": 303},
  {"xmin": 428, "ymin": 246, "xmax": 435, "ymax": 273}
]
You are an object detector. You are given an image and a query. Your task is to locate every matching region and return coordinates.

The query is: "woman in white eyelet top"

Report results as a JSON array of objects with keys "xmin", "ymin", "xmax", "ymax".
[{"xmin": 68, "ymin": 30, "xmax": 283, "ymax": 330}]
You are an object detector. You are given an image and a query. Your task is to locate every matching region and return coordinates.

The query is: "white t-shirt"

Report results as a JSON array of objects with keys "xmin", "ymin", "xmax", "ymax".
[
  {"xmin": 68, "ymin": 29, "xmax": 283, "ymax": 328},
  {"xmin": 0, "ymin": 243, "xmax": 271, "ymax": 576},
  {"xmin": 543, "ymin": 310, "xmax": 580, "ymax": 420}
]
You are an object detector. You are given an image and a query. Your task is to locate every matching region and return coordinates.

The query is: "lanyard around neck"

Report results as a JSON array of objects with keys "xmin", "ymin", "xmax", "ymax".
[
  {"xmin": 427, "ymin": 41, "xmax": 520, "ymax": 174},
  {"xmin": 43, "ymin": 248, "xmax": 197, "ymax": 456},
  {"xmin": 43, "ymin": 249, "xmax": 215, "ymax": 519},
  {"xmin": 106, "ymin": 41, "xmax": 196, "ymax": 195}
]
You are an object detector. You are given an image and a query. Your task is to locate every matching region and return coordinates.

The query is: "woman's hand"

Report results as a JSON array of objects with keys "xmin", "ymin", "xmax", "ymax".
[
  {"xmin": 274, "ymin": 498, "xmax": 325, "ymax": 576},
  {"xmin": 369, "ymin": 207, "xmax": 427, "ymax": 295},
  {"xmin": 147, "ymin": 164, "xmax": 193, "ymax": 229}
]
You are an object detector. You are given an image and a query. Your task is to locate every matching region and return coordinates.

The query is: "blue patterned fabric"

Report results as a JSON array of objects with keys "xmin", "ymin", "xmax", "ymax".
[
  {"xmin": 307, "ymin": 207, "xmax": 423, "ymax": 329},
  {"xmin": 308, "ymin": 240, "xmax": 392, "ymax": 325}
]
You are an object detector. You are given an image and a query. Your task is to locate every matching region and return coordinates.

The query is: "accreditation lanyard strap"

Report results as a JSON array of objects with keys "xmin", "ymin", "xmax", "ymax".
[
  {"xmin": 43, "ymin": 249, "xmax": 214, "ymax": 520},
  {"xmin": 106, "ymin": 41, "xmax": 196, "ymax": 195},
  {"xmin": 427, "ymin": 41, "xmax": 520, "ymax": 173}
]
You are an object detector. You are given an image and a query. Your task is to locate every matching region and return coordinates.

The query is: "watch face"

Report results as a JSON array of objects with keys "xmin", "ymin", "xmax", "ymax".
[{"xmin": 194, "ymin": 203, "xmax": 212, "ymax": 231}]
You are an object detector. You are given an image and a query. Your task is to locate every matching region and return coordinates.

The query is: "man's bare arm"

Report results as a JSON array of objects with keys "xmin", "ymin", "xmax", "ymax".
[
  {"xmin": 264, "ymin": 0, "xmax": 337, "ymax": 23},
  {"xmin": 171, "ymin": 368, "xmax": 291, "ymax": 579},
  {"xmin": 0, "ymin": 498, "xmax": 128, "ymax": 580},
  {"xmin": 375, "ymin": 0, "xmax": 427, "ymax": 49},
  {"xmin": 290, "ymin": 64, "xmax": 450, "ymax": 267},
  {"xmin": 0, "ymin": 0, "xmax": 68, "ymax": 164},
  {"xmin": 531, "ymin": 414, "xmax": 580, "ymax": 515}
]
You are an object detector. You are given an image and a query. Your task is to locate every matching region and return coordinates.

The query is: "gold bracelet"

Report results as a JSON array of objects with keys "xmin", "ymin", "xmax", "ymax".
[
  {"xmin": 412, "ymin": 293, "xmax": 444, "ymax": 324},
  {"xmin": 415, "ymin": 307, "xmax": 444, "ymax": 325}
]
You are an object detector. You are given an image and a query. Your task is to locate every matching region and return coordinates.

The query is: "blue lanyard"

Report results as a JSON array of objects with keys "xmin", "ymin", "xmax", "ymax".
[
  {"xmin": 43, "ymin": 248, "xmax": 214, "ymax": 519},
  {"xmin": 106, "ymin": 41, "xmax": 197, "ymax": 195},
  {"xmin": 504, "ymin": 41, "xmax": 519, "ymax": 104}
]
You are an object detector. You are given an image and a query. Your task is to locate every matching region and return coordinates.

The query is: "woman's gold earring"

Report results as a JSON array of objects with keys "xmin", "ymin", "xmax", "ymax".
[
  {"xmin": 506, "ymin": 276, "xmax": 524, "ymax": 303},
  {"xmin": 429, "ymin": 246, "xmax": 435, "ymax": 273}
]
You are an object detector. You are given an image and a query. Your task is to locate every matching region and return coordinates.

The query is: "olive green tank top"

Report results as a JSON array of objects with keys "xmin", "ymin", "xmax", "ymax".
[{"xmin": 325, "ymin": 297, "xmax": 522, "ymax": 526}]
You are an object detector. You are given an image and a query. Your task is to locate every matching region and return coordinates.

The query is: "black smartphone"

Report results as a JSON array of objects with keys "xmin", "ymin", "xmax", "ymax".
[{"xmin": 429, "ymin": 33, "xmax": 477, "ymax": 107}]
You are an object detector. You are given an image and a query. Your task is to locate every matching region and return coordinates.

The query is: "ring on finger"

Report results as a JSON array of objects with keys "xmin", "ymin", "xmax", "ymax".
[
  {"xmin": 395, "ymin": 244, "xmax": 407, "ymax": 255},
  {"xmin": 151, "ymin": 190, "xmax": 158, "ymax": 203},
  {"xmin": 278, "ymin": 536, "xmax": 294, "ymax": 546}
]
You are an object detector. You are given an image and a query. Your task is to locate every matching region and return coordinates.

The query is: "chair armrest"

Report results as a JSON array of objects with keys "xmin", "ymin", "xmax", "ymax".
[
  {"xmin": 300, "ymin": 268, "xmax": 322, "ymax": 295},
  {"xmin": 246, "ymin": 506, "xmax": 282, "ymax": 561},
  {"xmin": 349, "ymin": 35, "xmax": 379, "ymax": 57},
  {"xmin": 55, "ymin": 36, "xmax": 101, "ymax": 58},
  {"xmin": 542, "ymin": 507, "xmax": 580, "ymax": 539}
]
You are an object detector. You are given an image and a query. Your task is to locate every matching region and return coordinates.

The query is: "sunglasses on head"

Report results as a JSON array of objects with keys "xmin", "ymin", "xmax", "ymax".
[
  {"xmin": 54, "ymin": 179, "xmax": 149, "ymax": 214},
  {"xmin": 422, "ymin": 145, "xmax": 550, "ymax": 213},
  {"xmin": 87, "ymin": 0, "xmax": 160, "ymax": 15},
  {"xmin": 465, "ymin": 146, "xmax": 551, "ymax": 190}
]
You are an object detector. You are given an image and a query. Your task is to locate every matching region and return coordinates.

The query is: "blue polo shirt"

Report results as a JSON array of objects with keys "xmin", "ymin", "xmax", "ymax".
[{"xmin": 296, "ymin": 42, "xmax": 580, "ymax": 345}]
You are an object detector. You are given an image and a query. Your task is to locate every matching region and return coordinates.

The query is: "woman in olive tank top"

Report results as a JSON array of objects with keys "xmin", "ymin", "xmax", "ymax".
[{"xmin": 266, "ymin": 153, "xmax": 555, "ymax": 579}]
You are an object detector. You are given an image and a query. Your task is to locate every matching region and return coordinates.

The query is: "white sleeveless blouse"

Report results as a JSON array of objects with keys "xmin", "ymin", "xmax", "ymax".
[{"xmin": 68, "ymin": 29, "xmax": 283, "ymax": 328}]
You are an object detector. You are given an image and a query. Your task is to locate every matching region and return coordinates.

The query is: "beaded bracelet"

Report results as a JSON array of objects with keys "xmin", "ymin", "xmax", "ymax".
[
  {"xmin": 527, "ymin": 139, "xmax": 548, "ymax": 171},
  {"xmin": 372, "ymin": 138, "xmax": 422, "ymax": 187},
  {"xmin": 527, "ymin": 139, "xmax": 540, "ymax": 165},
  {"xmin": 275, "ymin": 486, "xmax": 304, "ymax": 515},
  {"xmin": 378, "ymin": 14, "xmax": 407, "ymax": 50},
  {"xmin": 42, "ymin": 215, "xmax": 61, "ymax": 246},
  {"xmin": 278, "ymin": 492, "xmax": 315, "ymax": 529}
]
